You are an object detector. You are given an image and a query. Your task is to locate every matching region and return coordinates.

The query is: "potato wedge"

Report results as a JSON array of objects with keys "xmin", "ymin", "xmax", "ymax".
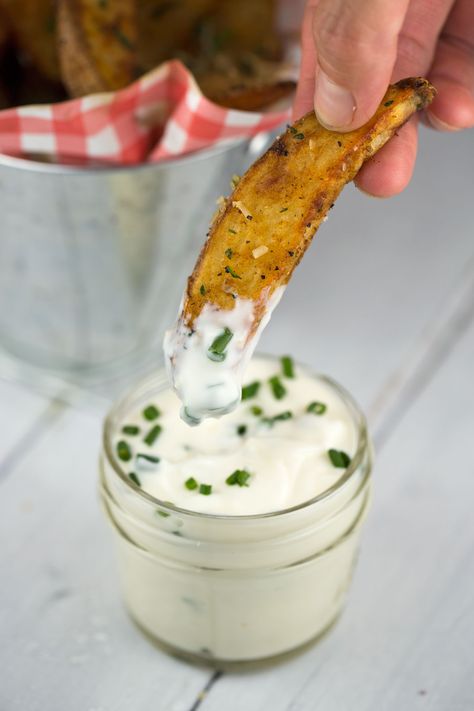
[
  {"xmin": 201, "ymin": 78, "xmax": 295, "ymax": 111},
  {"xmin": 57, "ymin": 0, "xmax": 138, "ymax": 96},
  {"xmin": 190, "ymin": 52, "xmax": 295, "ymax": 110},
  {"xmin": 138, "ymin": 0, "xmax": 218, "ymax": 71},
  {"xmin": 194, "ymin": 0, "xmax": 282, "ymax": 61},
  {"xmin": 165, "ymin": 78, "xmax": 436, "ymax": 422},
  {"xmin": 0, "ymin": 0, "xmax": 59, "ymax": 82},
  {"xmin": 185, "ymin": 78, "xmax": 435, "ymax": 325}
]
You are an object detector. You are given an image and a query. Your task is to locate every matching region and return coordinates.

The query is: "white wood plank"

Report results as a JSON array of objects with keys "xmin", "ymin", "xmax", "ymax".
[
  {"xmin": 0, "ymin": 377, "xmax": 54, "ymax": 464},
  {"xmin": 0, "ymin": 406, "xmax": 210, "ymax": 711},
  {"xmin": 197, "ymin": 314, "xmax": 474, "ymax": 711}
]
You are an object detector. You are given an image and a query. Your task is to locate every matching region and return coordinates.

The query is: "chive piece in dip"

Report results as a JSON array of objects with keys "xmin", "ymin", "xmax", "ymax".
[
  {"xmin": 199, "ymin": 483, "xmax": 212, "ymax": 496},
  {"xmin": 242, "ymin": 381, "xmax": 260, "ymax": 400},
  {"xmin": 122, "ymin": 425, "xmax": 140, "ymax": 436},
  {"xmin": 208, "ymin": 328, "xmax": 233, "ymax": 362},
  {"xmin": 328, "ymin": 449, "xmax": 351, "ymax": 468},
  {"xmin": 143, "ymin": 405, "xmax": 161, "ymax": 421},
  {"xmin": 128, "ymin": 472, "xmax": 141, "ymax": 487},
  {"xmin": 262, "ymin": 411, "xmax": 293, "ymax": 426},
  {"xmin": 307, "ymin": 401, "xmax": 327, "ymax": 415},
  {"xmin": 269, "ymin": 375, "xmax": 287, "ymax": 400},
  {"xmin": 226, "ymin": 469, "xmax": 251, "ymax": 487},
  {"xmin": 144, "ymin": 424, "xmax": 162, "ymax": 446},
  {"xmin": 185, "ymin": 477, "xmax": 198, "ymax": 490},
  {"xmin": 281, "ymin": 356, "xmax": 295, "ymax": 378},
  {"xmin": 117, "ymin": 440, "xmax": 132, "ymax": 462}
]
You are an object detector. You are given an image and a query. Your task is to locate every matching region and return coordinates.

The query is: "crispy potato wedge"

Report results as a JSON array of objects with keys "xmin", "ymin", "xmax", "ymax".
[
  {"xmin": 201, "ymin": 79, "xmax": 295, "ymax": 111},
  {"xmin": 57, "ymin": 0, "xmax": 138, "ymax": 96},
  {"xmin": 182, "ymin": 78, "xmax": 436, "ymax": 329},
  {"xmin": 197, "ymin": 0, "xmax": 282, "ymax": 61},
  {"xmin": 138, "ymin": 0, "xmax": 217, "ymax": 71},
  {"xmin": 0, "ymin": 0, "xmax": 59, "ymax": 82},
  {"xmin": 190, "ymin": 52, "xmax": 295, "ymax": 110},
  {"xmin": 166, "ymin": 78, "xmax": 435, "ymax": 421}
]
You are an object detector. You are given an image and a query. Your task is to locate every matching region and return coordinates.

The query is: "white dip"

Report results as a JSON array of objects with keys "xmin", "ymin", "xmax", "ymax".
[
  {"xmin": 163, "ymin": 289, "xmax": 284, "ymax": 425},
  {"xmin": 103, "ymin": 355, "xmax": 372, "ymax": 662},
  {"xmin": 113, "ymin": 356, "xmax": 357, "ymax": 515}
]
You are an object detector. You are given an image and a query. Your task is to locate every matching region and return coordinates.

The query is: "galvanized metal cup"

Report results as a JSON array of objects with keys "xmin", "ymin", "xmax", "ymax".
[{"xmin": 0, "ymin": 136, "xmax": 270, "ymax": 384}]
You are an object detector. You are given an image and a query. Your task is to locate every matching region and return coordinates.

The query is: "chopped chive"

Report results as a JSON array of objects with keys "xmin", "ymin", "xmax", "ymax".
[
  {"xmin": 200, "ymin": 284, "xmax": 206, "ymax": 296},
  {"xmin": 242, "ymin": 381, "xmax": 260, "ymax": 400},
  {"xmin": 122, "ymin": 425, "xmax": 140, "ymax": 436},
  {"xmin": 225, "ymin": 248, "xmax": 233, "ymax": 259},
  {"xmin": 262, "ymin": 411, "xmax": 293, "ymax": 426},
  {"xmin": 226, "ymin": 469, "xmax": 251, "ymax": 487},
  {"xmin": 136, "ymin": 452, "xmax": 160, "ymax": 465},
  {"xmin": 199, "ymin": 483, "xmax": 212, "ymax": 495},
  {"xmin": 273, "ymin": 410, "xmax": 292, "ymax": 421},
  {"xmin": 185, "ymin": 477, "xmax": 198, "ymax": 490},
  {"xmin": 237, "ymin": 424, "xmax": 247, "ymax": 436},
  {"xmin": 225, "ymin": 265, "xmax": 241, "ymax": 279},
  {"xmin": 289, "ymin": 126, "xmax": 297, "ymax": 135},
  {"xmin": 250, "ymin": 405, "xmax": 263, "ymax": 416},
  {"xmin": 128, "ymin": 472, "xmax": 141, "ymax": 487},
  {"xmin": 280, "ymin": 207, "xmax": 288, "ymax": 212},
  {"xmin": 384, "ymin": 100, "xmax": 394, "ymax": 107},
  {"xmin": 156, "ymin": 509, "xmax": 170, "ymax": 518},
  {"xmin": 144, "ymin": 424, "xmax": 162, "ymax": 446},
  {"xmin": 117, "ymin": 440, "xmax": 132, "ymax": 462},
  {"xmin": 281, "ymin": 355, "xmax": 295, "ymax": 378},
  {"xmin": 269, "ymin": 375, "xmax": 286, "ymax": 400},
  {"xmin": 208, "ymin": 327, "xmax": 233, "ymax": 362},
  {"xmin": 307, "ymin": 401, "xmax": 327, "ymax": 415},
  {"xmin": 294, "ymin": 132, "xmax": 305, "ymax": 140},
  {"xmin": 328, "ymin": 449, "xmax": 351, "ymax": 468},
  {"xmin": 228, "ymin": 228, "xmax": 237, "ymax": 234},
  {"xmin": 143, "ymin": 404, "xmax": 160, "ymax": 421}
]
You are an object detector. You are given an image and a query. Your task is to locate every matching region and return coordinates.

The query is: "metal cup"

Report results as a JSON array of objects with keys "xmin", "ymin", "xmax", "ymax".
[{"xmin": 0, "ymin": 137, "xmax": 268, "ymax": 383}]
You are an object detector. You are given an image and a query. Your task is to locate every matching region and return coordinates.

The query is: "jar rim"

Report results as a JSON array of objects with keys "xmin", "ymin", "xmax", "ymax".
[{"xmin": 102, "ymin": 354, "xmax": 371, "ymax": 522}]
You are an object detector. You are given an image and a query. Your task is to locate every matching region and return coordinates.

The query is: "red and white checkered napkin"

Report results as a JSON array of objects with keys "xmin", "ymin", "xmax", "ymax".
[{"xmin": 0, "ymin": 60, "xmax": 292, "ymax": 165}]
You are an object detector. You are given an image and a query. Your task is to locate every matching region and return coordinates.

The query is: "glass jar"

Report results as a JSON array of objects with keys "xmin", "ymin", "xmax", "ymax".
[{"xmin": 99, "ymin": 361, "xmax": 373, "ymax": 666}]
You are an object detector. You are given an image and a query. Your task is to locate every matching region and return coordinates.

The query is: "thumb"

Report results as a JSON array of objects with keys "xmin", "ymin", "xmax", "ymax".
[{"xmin": 313, "ymin": 0, "xmax": 410, "ymax": 131}]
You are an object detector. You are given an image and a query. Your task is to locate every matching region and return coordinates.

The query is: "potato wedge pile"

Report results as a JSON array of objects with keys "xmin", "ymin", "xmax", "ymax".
[
  {"xmin": 0, "ymin": 0, "xmax": 292, "ymax": 111},
  {"xmin": 179, "ymin": 78, "xmax": 436, "ymax": 333}
]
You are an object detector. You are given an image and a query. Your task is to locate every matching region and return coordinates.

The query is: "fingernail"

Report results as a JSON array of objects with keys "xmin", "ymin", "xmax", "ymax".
[
  {"xmin": 314, "ymin": 71, "xmax": 356, "ymax": 129},
  {"xmin": 425, "ymin": 111, "xmax": 461, "ymax": 132}
]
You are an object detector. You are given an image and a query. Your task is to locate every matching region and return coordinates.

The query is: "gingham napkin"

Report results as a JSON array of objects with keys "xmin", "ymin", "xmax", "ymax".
[{"xmin": 0, "ymin": 60, "xmax": 292, "ymax": 165}]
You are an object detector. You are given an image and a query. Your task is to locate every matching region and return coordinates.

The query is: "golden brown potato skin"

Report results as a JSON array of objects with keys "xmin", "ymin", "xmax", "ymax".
[
  {"xmin": 0, "ymin": 0, "xmax": 59, "ymax": 81},
  {"xmin": 138, "ymin": 0, "xmax": 217, "ymax": 71},
  {"xmin": 194, "ymin": 0, "xmax": 283, "ymax": 59},
  {"xmin": 182, "ymin": 78, "xmax": 436, "ymax": 331},
  {"xmin": 57, "ymin": 0, "xmax": 138, "ymax": 96}
]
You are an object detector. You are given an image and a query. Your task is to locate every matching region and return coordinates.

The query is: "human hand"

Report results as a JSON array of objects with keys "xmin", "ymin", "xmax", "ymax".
[{"xmin": 294, "ymin": 0, "xmax": 474, "ymax": 196}]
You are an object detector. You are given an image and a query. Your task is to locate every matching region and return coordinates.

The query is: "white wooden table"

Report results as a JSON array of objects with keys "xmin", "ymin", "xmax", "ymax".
[{"xmin": 1, "ymin": 125, "xmax": 473, "ymax": 711}]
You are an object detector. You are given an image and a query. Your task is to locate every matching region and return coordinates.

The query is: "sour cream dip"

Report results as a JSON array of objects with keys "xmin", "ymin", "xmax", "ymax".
[
  {"xmin": 112, "ymin": 356, "xmax": 357, "ymax": 515},
  {"xmin": 163, "ymin": 289, "xmax": 285, "ymax": 425},
  {"xmin": 100, "ymin": 355, "xmax": 373, "ymax": 664}
]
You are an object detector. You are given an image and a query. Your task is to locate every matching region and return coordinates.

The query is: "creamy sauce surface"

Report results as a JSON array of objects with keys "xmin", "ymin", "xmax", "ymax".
[
  {"xmin": 163, "ymin": 289, "xmax": 284, "ymax": 425},
  {"xmin": 114, "ymin": 357, "xmax": 357, "ymax": 515}
]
